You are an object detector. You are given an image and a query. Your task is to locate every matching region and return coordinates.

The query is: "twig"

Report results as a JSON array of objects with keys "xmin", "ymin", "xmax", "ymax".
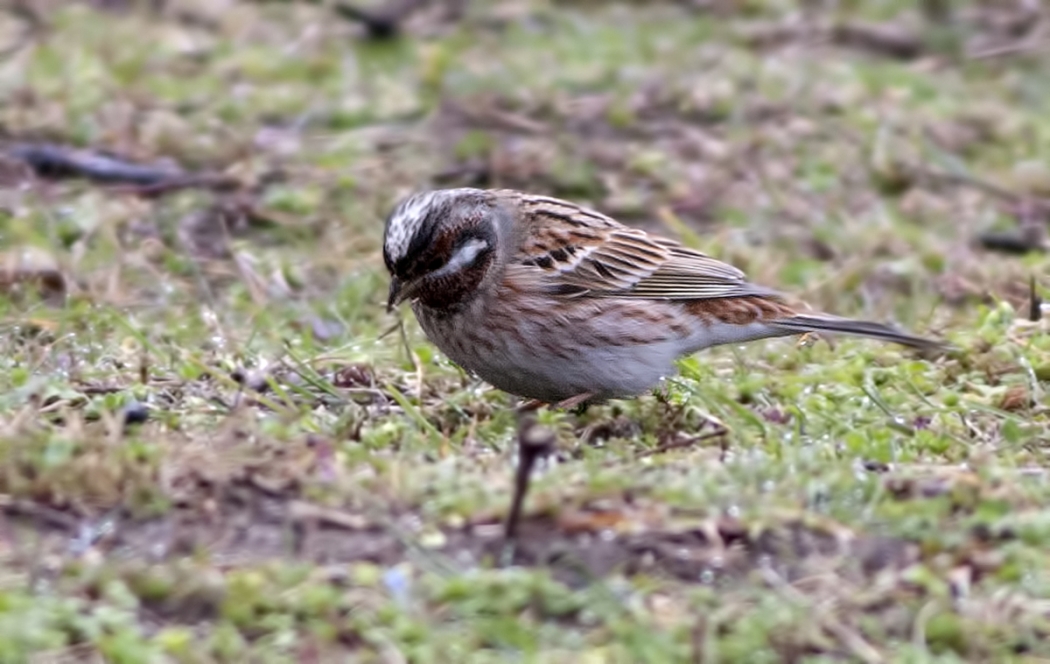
[
  {"xmin": 8, "ymin": 142, "xmax": 182, "ymax": 184},
  {"xmin": 333, "ymin": 0, "xmax": 426, "ymax": 39},
  {"xmin": 635, "ymin": 425, "xmax": 728, "ymax": 460},
  {"xmin": 5, "ymin": 142, "xmax": 240, "ymax": 194},
  {"xmin": 976, "ymin": 229, "xmax": 1048, "ymax": 255},
  {"xmin": 0, "ymin": 494, "xmax": 81, "ymax": 531},
  {"xmin": 1030, "ymin": 276, "xmax": 1043, "ymax": 323},
  {"xmin": 831, "ymin": 21, "xmax": 924, "ymax": 60},
  {"xmin": 504, "ymin": 416, "xmax": 556, "ymax": 543},
  {"xmin": 251, "ymin": 0, "xmax": 427, "ymax": 39}
]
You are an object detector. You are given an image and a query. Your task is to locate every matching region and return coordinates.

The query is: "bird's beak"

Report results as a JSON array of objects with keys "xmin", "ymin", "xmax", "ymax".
[
  {"xmin": 387, "ymin": 278, "xmax": 403, "ymax": 313},
  {"xmin": 387, "ymin": 276, "xmax": 421, "ymax": 313}
]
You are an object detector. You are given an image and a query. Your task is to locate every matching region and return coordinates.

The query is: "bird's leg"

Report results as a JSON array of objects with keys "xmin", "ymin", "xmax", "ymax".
[
  {"xmin": 516, "ymin": 398, "xmax": 545, "ymax": 413},
  {"xmin": 502, "ymin": 414, "xmax": 557, "ymax": 562},
  {"xmin": 554, "ymin": 391, "xmax": 594, "ymax": 413},
  {"xmin": 516, "ymin": 392, "xmax": 594, "ymax": 414},
  {"xmin": 797, "ymin": 331, "xmax": 834, "ymax": 350}
]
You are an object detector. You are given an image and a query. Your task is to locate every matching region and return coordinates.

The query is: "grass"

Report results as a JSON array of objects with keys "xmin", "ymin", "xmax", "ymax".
[{"xmin": 0, "ymin": 0, "xmax": 1049, "ymax": 661}]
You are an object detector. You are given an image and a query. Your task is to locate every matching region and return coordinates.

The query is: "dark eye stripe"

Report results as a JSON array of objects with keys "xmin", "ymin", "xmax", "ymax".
[{"xmin": 397, "ymin": 214, "xmax": 440, "ymax": 275}]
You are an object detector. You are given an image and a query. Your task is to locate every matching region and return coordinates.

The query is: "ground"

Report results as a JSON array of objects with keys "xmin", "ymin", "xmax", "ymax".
[{"xmin": 0, "ymin": 0, "xmax": 1049, "ymax": 661}]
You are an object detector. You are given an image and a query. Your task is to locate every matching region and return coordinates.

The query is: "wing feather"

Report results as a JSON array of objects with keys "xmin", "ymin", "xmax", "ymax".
[{"xmin": 508, "ymin": 192, "xmax": 779, "ymax": 301}]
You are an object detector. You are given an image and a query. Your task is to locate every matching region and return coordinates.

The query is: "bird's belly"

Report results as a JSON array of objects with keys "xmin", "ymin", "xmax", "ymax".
[
  {"xmin": 472, "ymin": 343, "xmax": 679, "ymax": 403},
  {"xmin": 413, "ymin": 300, "xmax": 682, "ymax": 403}
]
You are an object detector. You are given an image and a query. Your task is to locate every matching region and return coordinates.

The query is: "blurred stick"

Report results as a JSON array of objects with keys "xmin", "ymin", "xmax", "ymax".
[
  {"xmin": 830, "ymin": 22, "xmax": 923, "ymax": 60},
  {"xmin": 5, "ymin": 142, "xmax": 240, "ymax": 195},
  {"xmin": 334, "ymin": 0, "xmax": 426, "ymax": 38},
  {"xmin": 975, "ymin": 228, "xmax": 1048, "ymax": 255},
  {"xmin": 251, "ymin": 0, "xmax": 428, "ymax": 39},
  {"xmin": 1029, "ymin": 276, "xmax": 1043, "ymax": 322},
  {"xmin": 504, "ymin": 415, "xmax": 555, "ymax": 543}
]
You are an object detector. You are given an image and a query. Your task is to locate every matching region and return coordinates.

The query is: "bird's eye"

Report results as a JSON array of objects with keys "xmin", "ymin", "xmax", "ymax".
[{"xmin": 425, "ymin": 256, "xmax": 446, "ymax": 272}]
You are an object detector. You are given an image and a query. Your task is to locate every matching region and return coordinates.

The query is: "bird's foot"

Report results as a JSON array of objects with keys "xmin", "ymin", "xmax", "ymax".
[
  {"xmin": 797, "ymin": 331, "xmax": 834, "ymax": 350},
  {"xmin": 516, "ymin": 392, "xmax": 594, "ymax": 414}
]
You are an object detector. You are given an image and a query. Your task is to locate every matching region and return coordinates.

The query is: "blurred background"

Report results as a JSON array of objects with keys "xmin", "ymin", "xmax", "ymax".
[{"xmin": 0, "ymin": 1, "xmax": 1048, "ymax": 661}]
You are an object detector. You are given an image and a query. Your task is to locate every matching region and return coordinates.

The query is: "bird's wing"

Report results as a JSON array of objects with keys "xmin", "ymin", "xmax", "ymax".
[{"xmin": 510, "ymin": 193, "xmax": 779, "ymax": 300}]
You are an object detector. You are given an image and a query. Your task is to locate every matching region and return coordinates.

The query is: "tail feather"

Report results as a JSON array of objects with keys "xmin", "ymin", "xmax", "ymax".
[{"xmin": 771, "ymin": 314, "xmax": 945, "ymax": 351}]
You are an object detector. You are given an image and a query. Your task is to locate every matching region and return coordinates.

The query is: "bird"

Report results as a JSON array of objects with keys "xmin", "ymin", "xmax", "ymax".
[
  {"xmin": 383, "ymin": 187, "xmax": 945, "ymax": 543},
  {"xmin": 383, "ymin": 187, "xmax": 943, "ymax": 411}
]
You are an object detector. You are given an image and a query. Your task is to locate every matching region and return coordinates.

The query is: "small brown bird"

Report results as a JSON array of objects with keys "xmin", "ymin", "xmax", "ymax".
[
  {"xmin": 383, "ymin": 187, "xmax": 943, "ymax": 542},
  {"xmin": 384, "ymin": 188, "xmax": 942, "ymax": 409}
]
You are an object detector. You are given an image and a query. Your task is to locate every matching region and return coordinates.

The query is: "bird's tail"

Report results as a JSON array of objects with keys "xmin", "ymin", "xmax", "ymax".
[{"xmin": 771, "ymin": 314, "xmax": 946, "ymax": 351}]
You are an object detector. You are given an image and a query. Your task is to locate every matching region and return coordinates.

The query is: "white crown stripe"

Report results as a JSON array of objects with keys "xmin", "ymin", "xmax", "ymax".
[{"xmin": 384, "ymin": 189, "xmax": 484, "ymax": 263}]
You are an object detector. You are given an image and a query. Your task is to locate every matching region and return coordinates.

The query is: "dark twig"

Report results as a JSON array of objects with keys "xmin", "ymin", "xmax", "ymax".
[
  {"xmin": 635, "ymin": 425, "xmax": 728, "ymax": 460},
  {"xmin": 831, "ymin": 21, "xmax": 924, "ymax": 60},
  {"xmin": 5, "ymin": 142, "xmax": 240, "ymax": 194},
  {"xmin": 1030, "ymin": 276, "xmax": 1043, "ymax": 323},
  {"xmin": 504, "ymin": 415, "xmax": 556, "ymax": 544},
  {"xmin": 975, "ymin": 229, "xmax": 1048, "ymax": 255},
  {"xmin": 333, "ymin": 0, "xmax": 426, "ymax": 39},
  {"xmin": 251, "ymin": 0, "xmax": 427, "ymax": 39},
  {"xmin": 8, "ymin": 142, "xmax": 182, "ymax": 185},
  {"xmin": 0, "ymin": 495, "xmax": 81, "ymax": 531}
]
